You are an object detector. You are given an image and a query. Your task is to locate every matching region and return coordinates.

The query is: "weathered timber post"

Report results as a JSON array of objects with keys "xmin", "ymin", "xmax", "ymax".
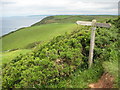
[
  {"xmin": 76, "ymin": 20, "xmax": 111, "ymax": 68},
  {"xmin": 88, "ymin": 20, "xmax": 96, "ymax": 68}
]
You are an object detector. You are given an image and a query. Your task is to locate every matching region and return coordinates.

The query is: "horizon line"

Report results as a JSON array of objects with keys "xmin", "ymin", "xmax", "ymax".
[{"xmin": 1, "ymin": 14, "xmax": 118, "ymax": 17}]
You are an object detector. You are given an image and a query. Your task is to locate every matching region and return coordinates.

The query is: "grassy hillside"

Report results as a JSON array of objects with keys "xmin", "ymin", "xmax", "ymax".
[
  {"xmin": 32, "ymin": 15, "xmax": 117, "ymax": 26},
  {"xmin": 0, "ymin": 49, "xmax": 31, "ymax": 65},
  {"xmin": 2, "ymin": 23, "xmax": 77, "ymax": 51}
]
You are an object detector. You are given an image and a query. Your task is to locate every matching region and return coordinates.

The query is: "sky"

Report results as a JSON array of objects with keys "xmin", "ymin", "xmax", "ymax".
[{"xmin": 0, "ymin": 0, "xmax": 119, "ymax": 17}]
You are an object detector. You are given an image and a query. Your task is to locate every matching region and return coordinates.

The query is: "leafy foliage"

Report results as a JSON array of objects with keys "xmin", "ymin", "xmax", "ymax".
[
  {"xmin": 2, "ymin": 18, "xmax": 119, "ymax": 88},
  {"xmin": 47, "ymin": 62, "xmax": 104, "ymax": 88},
  {"xmin": 2, "ymin": 26, "xmax": 88, "ymax": 88}
]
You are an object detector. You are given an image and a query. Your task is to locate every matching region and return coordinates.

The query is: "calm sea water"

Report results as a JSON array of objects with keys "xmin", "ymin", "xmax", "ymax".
[{"xmin": 1, "ymin": 15, "xmax": 47, "ymax": 36}]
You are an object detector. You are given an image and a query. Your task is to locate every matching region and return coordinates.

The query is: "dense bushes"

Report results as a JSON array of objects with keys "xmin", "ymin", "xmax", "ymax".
[
  {"xmin": 2, "ymin": 21, "xmax": 118, "ymax": 88},
  {"xmin": 2, "ymin": 26, "xmax": 87, "ymax": 88}
]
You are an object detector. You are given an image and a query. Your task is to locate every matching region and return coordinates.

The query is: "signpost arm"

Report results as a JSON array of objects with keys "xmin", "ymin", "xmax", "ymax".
[{"xmin": 88, "ymin": 20, "xmax": 96, "ymax": 68}]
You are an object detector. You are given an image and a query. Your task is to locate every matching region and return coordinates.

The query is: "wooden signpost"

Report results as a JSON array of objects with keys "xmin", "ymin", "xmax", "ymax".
[{"xmin": 76, "ymin": 20, "xmax": 111, "ymax": 68}]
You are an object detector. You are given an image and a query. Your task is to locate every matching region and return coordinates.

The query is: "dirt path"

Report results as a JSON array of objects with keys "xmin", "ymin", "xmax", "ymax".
[{"xmin": 88, "ymin": 72, "xmax": 114, "ymax": 88}]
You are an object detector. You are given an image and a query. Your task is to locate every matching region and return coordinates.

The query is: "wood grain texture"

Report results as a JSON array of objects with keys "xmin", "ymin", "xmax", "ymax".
[{"xmin": 76, "ymin": 21, "xmax": 111, "ymax": 28}]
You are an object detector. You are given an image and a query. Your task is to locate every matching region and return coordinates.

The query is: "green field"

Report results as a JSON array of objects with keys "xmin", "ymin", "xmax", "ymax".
[
  {"xmin": 1, "ymin": 49, "xmax": 31, "ymax": 65},
  {"xmin": 2, "ymin": 23, "xmax": 77, "ymax": 51}
]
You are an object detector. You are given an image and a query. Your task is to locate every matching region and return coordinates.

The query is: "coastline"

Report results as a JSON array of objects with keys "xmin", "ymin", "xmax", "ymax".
[{"xmin": 1, "ymin": 15, "xmax": 47, "ymax": 37}]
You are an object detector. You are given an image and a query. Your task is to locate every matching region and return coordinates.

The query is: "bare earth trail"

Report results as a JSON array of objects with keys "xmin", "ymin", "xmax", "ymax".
[{"xmin": 88, "ymin": 73, "xmax": 114, "ymax": 88}]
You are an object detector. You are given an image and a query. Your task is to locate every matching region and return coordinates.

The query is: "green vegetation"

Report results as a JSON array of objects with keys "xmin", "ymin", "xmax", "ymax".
[
  {"xmin": 32, "ymin": 15, "xmax": 117, "ymax": 26},
  {"xmin": 1, "ymin": 15, "xmax": 119, "ymax": 89},
  {"xmin": 47, "ymin": 63, "xmax": 104, "ymax": 88},
  {"xmin": 2, "ymin": 23, "xmax": 77, "ymax": 51},
  {"xmin": 2, "ymin": 23, "xmax": 119, "ymax": 88},
  {"xmin": 1, "ymin": 15, "xmax": 117, "ymax": 52},
  {"xmin": 1, "ymin": 49, "xmax": 31, "ymax": 65},
  {"xmin": 102, "ymin": 42, "xmax": 118, "ymax": 77},
  {"xmin": 102, "ymin": 17, "xmax": 120, "ymax": 87},
  {"xmin": 2, "ymin": 27, "xmax": 87, "ymax": 88}
]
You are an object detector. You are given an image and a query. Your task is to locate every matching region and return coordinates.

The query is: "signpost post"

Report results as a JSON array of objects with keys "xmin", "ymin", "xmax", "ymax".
[{"xmin": 76, "ymin": 20, "xmax": 111, "ymax": 68}]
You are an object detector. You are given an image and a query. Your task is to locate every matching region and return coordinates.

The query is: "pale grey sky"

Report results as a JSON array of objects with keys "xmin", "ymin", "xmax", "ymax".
[{"xmin": 0, "ymin": 0, "xmax": 119, "ymax": 16}]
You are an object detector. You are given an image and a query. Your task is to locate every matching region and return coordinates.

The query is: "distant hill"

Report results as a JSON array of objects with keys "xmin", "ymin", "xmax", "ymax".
[{"xmin": 32, "ymin": 15, "xmax": 117, "ymax": 26}]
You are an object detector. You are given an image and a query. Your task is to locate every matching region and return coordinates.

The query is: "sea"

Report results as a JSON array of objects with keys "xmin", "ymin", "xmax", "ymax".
[{"xmin": 0, "ymin": 15, "xmax": 47, "ymax": 36}]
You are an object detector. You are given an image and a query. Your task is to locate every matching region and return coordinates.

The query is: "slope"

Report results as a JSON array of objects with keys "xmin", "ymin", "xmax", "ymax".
[{"xmin": 2, "ymin": 23, "xmax": 77, "ymax": 51}]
